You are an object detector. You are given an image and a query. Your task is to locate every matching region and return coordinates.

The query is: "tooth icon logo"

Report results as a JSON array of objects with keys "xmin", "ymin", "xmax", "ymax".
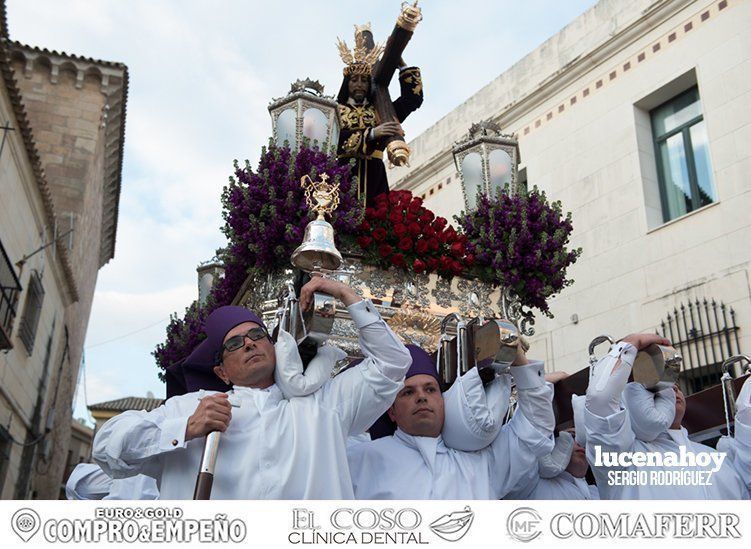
[
  {"xmin": 12, "ymin": 508, "xmax": 41, "ymax": 542},
  {"xmin": 430, "ymin": 506, "xmax": 474, "ymax": 542}
]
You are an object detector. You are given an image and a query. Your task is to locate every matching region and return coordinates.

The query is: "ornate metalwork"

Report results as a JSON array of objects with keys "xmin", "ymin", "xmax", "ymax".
[
  {"xmin": 337, "ymin": 24, "xmax": 384, "ymax": 77},
  {"xmin": 396, "ymin": 1, "xmax": 423, "ymax": 31},
  {"xmin": 392, "ymin": 270, "xmax": 430, "ymax": 309},
  {"xmin": 338, "ymin": 257, "xmax": 365, "ymax": 297},
  {"xmin": 452, "ymin": 119, "xmax": 521, "ymax": 210},
  {"xmin": 456, "ymin": 278, "xmax": 494, "ymax": 319},
  {"xmin": 387, "ymin": 309, "xmax": 442, "ymax": 353},
  {"xmin": 331, "ymin": 318, "xmax": 360, "ymax": 340},
  {"xmin": 432, "ymin": 276, "xmax": 455, "ymax": 309},
  {"xmin": 233, "ymin": 255, "xmax": 536, "ymax": 357},
  {"xmin": 498, "ymin": 286, "xmax": 535, "ymax": 337},
  {"xmin": 289, "ymin": 78, "xmax": 325, "ymax": 96},
  {"xmin": 467, "ymin": 120, "xmax": 503, "ymax": 139},
  {"xmin": 268, "ymin": 79, "xmax": 339, "ymax": 154},
  {"xmin": 360, "ymin": 265, "xmax": 394, "ymax": 300},
  {"xmin": 301, "ymin": 173, "xmax": 340, "ymax": 220}
]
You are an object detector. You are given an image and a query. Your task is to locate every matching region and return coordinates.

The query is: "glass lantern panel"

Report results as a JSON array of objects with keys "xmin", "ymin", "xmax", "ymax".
[
  {"xmin": 302, "ymin": 108, "xmax": 329, "ymax": 147},
  {"xmin": 461, "ymin": 152, "xmax": 484, "ymax": 210},
  {"xmin": 331, "ymin": 116, "xmax": 340, "ymax": 150},
  {"xmin": 488, "ymin": 148, "xmax": 513, "ymax": 195},
  {"xmin": 276, "ymin": 108, "xmax": 297, "ymax": 148}
]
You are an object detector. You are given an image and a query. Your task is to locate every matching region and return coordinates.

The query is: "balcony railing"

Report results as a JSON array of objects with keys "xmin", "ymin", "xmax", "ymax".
[{"xmin": 0, "ymin": 241, "xmax": 22, "ymax": 350}]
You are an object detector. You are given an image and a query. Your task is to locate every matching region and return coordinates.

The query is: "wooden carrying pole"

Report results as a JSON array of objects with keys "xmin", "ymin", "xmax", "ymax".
[{"xmin": 193, "ymin": 431, "xmax": 221, "ymax": 500}]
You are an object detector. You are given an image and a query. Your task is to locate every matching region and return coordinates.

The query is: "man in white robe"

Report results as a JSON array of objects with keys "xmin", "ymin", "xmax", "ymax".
[
  {"xmin": 716, "ymin": 372, "xmax": 751, "ymax": 497},
  {"xmin": 93, "ymin": 277, "xmax": 411, "ymax": 499},
  {"xmin": 585, "ymin": 333, "xmax": 749, "ymax": 499},
  {"xmin": 505, "ymin": 429, "xmax": 599, "ymax": 500},
  {"xmin": 347, "ymin": 345, "xmax": 554, "ymax": 499}
]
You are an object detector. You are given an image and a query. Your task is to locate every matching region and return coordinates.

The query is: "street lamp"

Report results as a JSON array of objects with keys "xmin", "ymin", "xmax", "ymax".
[
  {"xmin": 452, "ymin": 120, "xmax": 520, "ymax": 211},
  {"xmin": 268, "ymin": 78, "xmax": 339, "ymax": 153}
]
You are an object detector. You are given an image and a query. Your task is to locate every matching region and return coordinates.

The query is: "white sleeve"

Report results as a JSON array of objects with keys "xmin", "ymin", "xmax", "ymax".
[
  {"xmin": 586, "ymin": 342, "xmax": 637, "ymax": 417},
  {"xmin": 441, "ymin": 367, "xmax": 511, "ymax": 452},
  {"xmin": 572, "ymin": 394, "xmax": 588, "ymax": 446},
  {"xmin": 273, "ymin": 329, "xmax": 342, "ymax": 397},
  {"xmin": 487, "ymin": 362, "xmax": 555, "ymax": 498},
  {"xmin": 487, "ymin": 408, "xmax": 554, "ymax": 498},
  {"xmin": 718, "ymin": 376, "xmax": 751, "ymax": 496},
  {"xmin": 511, "ymin": 361, "xmax": 556, "ymax": 435},
  {"xmin": 65, "ymin": 463, "xmax": 112, "ymax": 500},
  {"xmin": 622, "ymin": 382, "xmax": 675, "ymax": 442},
  {"xmin": 319, "ymin": 299, "xmax": 411, "ymax": 436},
  {"xmin": 104, "ymin": 475, "xmax": 160, "ymax": 500},
  {"xmin": 92, "ymin": 396, "xmax": 194, "ymax": 480},
  {"xmin": 584, "ymin": 405, "xmax": 636, "ymax": 491}
]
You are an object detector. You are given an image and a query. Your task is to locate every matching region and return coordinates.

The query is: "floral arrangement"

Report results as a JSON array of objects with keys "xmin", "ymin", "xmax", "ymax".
[
  {"xmin": 355, "ymin": 190, "xmax": 473, "ymax": 277},
  {"xmin": 222, "ymin": 144, "xmax": 362, "ymax": 276},
  {"xmin": 153, "ymin": 143, "xmax": 361, "ymax": 378},
  {"xmin": 456, "ymin": 186, "xmax": 581, "ymax": 317},
  {"xmin": 154, "ymin": 141, "xmax": 581, "ymax": 380}
]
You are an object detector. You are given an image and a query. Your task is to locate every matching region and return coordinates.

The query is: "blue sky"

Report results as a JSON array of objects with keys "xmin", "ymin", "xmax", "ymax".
[{"xmin": 6, "ymin": 0, "xmax": 598, "ymax": 424}]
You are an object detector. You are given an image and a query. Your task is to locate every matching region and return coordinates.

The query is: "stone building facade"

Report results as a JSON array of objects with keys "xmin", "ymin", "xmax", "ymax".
[
  {"xmin": 0, "ymin": 1, "xmax": 127, "ymax": 499},
  {"xmin": 391, "ymin": 0, "xmax": 750, "ymax": 386}
]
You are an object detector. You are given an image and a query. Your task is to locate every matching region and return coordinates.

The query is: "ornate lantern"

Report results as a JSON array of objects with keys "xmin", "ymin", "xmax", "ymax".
[
  {"xmin": 196, "ymin": 257, "xmax": 224, "ymax": 306},
  {"xmin": 268, "ymin": 78, "xmax": 340, "ymax": 153},
  {"xmin": 452, "ymin": 121, "xmax": 520, "ymax": 212}
]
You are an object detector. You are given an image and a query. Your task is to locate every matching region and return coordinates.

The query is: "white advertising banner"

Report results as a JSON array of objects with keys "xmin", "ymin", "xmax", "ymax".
[{"xmin": 1, "ymin": 500, "xmax": 749, "ymax": 548}]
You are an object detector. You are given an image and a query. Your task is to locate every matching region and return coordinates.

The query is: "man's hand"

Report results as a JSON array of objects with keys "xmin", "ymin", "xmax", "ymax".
[
  {"xmin": 372, "ymin": 121, "xmax": 404, "ymax": 139},
  {"xmin": 185, "ymin": 394, "xmax": 232, "ymax": 442},
  {"xmin": 299, "ymin": 274, "xmax": 361, "ymax": 310},
  {"xmin": 620, "ymin": 333, "xmax": 671, "ymax": 351},
  {"xmin": 511, "ymin": 341, "xmax": 530, "ymax": 367},
  {"xmin": 545, "ymin": 371, "xmax": 570, "ymax": 384}
]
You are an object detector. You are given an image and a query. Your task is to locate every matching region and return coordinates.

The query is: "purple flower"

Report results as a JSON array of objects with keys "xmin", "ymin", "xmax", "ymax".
[
  {"xmin": 455, "ymin": 187, "xmax": 581, "ymax": 317},
  {"xmin": 154, "ymin": 143, "xmax": 364, "ymax": 377}
]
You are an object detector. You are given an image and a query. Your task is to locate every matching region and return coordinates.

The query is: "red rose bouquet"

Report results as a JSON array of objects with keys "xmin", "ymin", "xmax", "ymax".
[{"xmin": 356, "ymin": 191, "xmax": 473, "ymax": 278}]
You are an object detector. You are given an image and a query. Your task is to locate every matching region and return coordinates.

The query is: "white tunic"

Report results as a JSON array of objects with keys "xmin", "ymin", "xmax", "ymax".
[
  {"xmin": 347, "ymin": 362, "xmax": 555, "ymax": 499},
  {"xmin": 585, "ymin": 342, "xmax": 749, "ymax": 499},
  {"xmin": 716, "ymin": 414, "xmax": 751, "ymax": 497},
  {"xmin": 585, "ymin": 408, "xmax": 749, "ymax": 500},
  {"xmin": 505, "ymin": 471, "xmax": 599, "ymax": 500},
  {"xmin": 93, "ymin": 300, "xmax": 410, "ymax": 499}
]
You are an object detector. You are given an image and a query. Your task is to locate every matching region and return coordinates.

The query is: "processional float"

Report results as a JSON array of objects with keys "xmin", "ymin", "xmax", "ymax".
[{"xmin": 192, "ymin": 1, "xmax": 747, "ymax": 499}]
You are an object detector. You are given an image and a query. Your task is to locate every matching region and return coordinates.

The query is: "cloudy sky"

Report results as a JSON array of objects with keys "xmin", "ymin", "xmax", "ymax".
[{"xmin": 6, "ymin": 0, "xmax": 597, "ymax": 424}]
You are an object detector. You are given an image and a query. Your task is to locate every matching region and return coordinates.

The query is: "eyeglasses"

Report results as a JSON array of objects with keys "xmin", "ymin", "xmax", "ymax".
[{"xmin": 222, "ymin": 327, "xmax": 268, "ymax": 354}]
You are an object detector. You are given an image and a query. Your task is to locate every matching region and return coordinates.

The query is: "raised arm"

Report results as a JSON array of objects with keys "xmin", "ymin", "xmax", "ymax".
[
  {"xmin": 718, "ymin": 375, "xmax": 751, "ymax": 496},
  {"xmin": 300, "ymin": 276, "xmax": 411, "ymax": 435},
  {"xmin": 488, "ymin": 355, "xmax": 556, "ymax": 498},
  {"xmin": 393, "ymin": 66, "xmax": 423, "ymax": 122}
]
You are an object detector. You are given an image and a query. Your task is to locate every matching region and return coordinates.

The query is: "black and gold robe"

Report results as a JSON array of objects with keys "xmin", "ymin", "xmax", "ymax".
[{"xmin": 337, "ymin": 66, "xmax": 423, "ymax": 205}]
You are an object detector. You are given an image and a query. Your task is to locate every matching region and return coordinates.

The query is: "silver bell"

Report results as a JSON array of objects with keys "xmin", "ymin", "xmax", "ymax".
[{"xmin": 291, "ymin": 219, "xmax": 342, "ymax": 272}]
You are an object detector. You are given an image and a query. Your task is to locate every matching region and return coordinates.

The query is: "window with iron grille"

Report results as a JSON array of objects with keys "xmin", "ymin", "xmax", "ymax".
[
  {"xmin": 659, "ymin": 298, "xmax": 741, "ymax": 396},
  {"xmin": 0, "ymin": 240, "xmax": 22, "ymax": 350},
  {"xmin": 18, "ymin": 270, "xmax": 44, "ymax": 355}
]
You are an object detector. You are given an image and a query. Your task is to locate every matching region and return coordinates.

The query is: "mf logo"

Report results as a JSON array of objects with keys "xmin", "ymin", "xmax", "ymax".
[{"xmin": 507, "ymin": 507, "xmax": 542, "ymax": 542}]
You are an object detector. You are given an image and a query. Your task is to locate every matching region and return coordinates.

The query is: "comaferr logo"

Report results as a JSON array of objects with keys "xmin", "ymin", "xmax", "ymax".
[
  {"xmin": 507, "ymin": 507, "xmax": 542, "ymax": 542},
  {"xmin": 429, "ymin": 506, "xmax": 475, "ymax": 542},
  {"xmin": 551, "ymin": 513, "xmax": 741, "ymax": 539}
]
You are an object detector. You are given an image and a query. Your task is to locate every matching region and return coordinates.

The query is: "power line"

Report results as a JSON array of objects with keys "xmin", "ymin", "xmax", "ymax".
[{"xmin": 85, "ymin": 317, "xmax": 169, "ymax": 350}]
